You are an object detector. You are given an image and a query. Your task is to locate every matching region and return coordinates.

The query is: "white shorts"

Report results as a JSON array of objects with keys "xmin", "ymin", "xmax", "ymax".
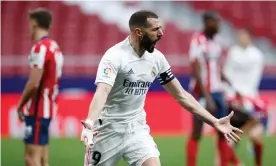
[{"xmin": 84, "ymin": 118, "xmax": 160, "ymax": 166}]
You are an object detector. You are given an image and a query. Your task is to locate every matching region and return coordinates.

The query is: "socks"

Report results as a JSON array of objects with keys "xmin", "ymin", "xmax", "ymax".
[
  {"xmin": 217, "ymin": 137, "xmax": 230, "ymax": 166},
  {"xmin": 187, "ymin": 136, "xmax": 241, "ymax": 166},
  {"xmin": 228, "ymin": 145, "xmax": 240, "ymax": 166},
  {"xmin": 186, "ymin": 137, "xmax": 199, "ymax": 166},
  {"xmin": 253, "ymin": 141, "xmax": 263, "ymax": 166}
]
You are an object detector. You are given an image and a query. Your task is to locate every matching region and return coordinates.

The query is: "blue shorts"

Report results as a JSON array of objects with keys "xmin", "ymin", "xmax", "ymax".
[
  {"xmin": 193, "ymin": 92, "xmax": 228, "ymax": 121},
  {"xmin": 260, "ymin": 117, "xmax": 268, "ymax": 130},
  {"xmin": 24, "ymin": 116, "xmax": 51, "ymax": 145}
]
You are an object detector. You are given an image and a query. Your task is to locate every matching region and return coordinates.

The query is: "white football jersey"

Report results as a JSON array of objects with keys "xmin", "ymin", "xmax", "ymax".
[
  {"xmin": 95, "ymin": 37, "xmax": 174, "ymax": 122},
  {"xmin": 224, "ymin": 45, "xmax": 264, "ymax": 98}
]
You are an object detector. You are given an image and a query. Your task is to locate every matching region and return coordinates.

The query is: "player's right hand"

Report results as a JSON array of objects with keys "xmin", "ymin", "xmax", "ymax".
[
  {"xmin": 80, "ymin": 120, "xmax": 98, "ymax": 147},
  {"xmin": 214, "ymin": 111, "xmax": 243, "ymax": 143}
]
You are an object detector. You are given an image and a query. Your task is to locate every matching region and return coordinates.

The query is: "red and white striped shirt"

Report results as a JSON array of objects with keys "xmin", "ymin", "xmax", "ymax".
[
  {"xmin": 189, "ymin": 32, "xmax": 223, "ymax": 96},
  {"xmin": 25, "ymin": 37, "xmax": 64, "ymax": 119}
]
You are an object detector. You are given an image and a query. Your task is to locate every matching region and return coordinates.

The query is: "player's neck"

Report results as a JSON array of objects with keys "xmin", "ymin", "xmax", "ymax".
[
  {"xmin": 35, "ymin": 30, "xmax": 49, "ymax": 41},
  {"xmin": 129, "ymin": 35, "xmax": 145, "ymax": 57}
]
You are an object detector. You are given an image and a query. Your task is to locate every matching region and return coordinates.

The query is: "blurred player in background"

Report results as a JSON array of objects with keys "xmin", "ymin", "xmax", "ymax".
[
  {"xmin": 224, "ymin": 29, "xmax": 266, "ymax": 166},
  {"xmin": 186, "ymin": 11, "xmax": 241, "ymax": 166},
  {"xmin": 80, "ymin": 10, "xmax": 242, "ymax": 166},
  {"xmin": 17, "ymin": 8, "xmax": 64, "ymax": 166}
]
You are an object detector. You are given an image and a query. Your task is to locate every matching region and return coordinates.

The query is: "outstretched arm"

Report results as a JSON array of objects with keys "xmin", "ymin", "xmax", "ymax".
[
  {"xmin": 163, "ymin": 78, "xmax": 243, "ymax": 142},
  {"xmin": 163, "ymin": 78, "xmax": 217, "ymax": 126},
  {"xmin": 154, "ymin": 48, "xmax": 242, "ymax": 142}
]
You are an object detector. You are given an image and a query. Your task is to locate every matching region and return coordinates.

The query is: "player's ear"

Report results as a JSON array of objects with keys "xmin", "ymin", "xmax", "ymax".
[{"xmin": 134, "ymin": 28, "xmax": 143, "ymax": 37}]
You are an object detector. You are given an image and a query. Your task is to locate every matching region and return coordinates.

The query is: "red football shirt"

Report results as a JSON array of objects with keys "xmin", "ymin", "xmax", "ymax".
[{"xmin": 25, "ymin": 37, "xmax": 64, "ymax": 119}]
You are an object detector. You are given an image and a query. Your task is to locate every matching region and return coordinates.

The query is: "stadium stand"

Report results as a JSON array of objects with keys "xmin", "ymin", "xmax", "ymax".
[
  {"xmin": 190, "ymin": 1, "xmax": 276, "ymax": 44},
  {"xmin": 1, "ymin": 1, "xmax": 276, "ymax": 76}
]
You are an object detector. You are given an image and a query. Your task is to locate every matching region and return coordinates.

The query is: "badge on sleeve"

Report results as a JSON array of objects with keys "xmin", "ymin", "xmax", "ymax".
[{"xmin": 103, "ymin": 67, "xmax": 112, "ymax": 78}]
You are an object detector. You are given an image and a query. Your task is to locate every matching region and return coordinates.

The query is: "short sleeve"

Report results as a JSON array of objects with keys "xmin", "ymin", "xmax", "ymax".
[
  {"xmin": 189, "ymin": 38, "xmax": 203, "ymax": 62},
  {"xmin": 156, "ymin": 51, "xmax": 175, "ymax": 85},
  {"xmin": 29, "ymin": 44, "xmax": 47, "ymax": 69},
  {"xmin": 95, "ymin": 50, "xmax": 120, "ymax": 87}
]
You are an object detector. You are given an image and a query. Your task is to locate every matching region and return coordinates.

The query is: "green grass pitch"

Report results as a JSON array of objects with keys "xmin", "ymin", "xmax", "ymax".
[{"xmin": 1, "ymin": 136, "xmax": 276, "ymax": 166}]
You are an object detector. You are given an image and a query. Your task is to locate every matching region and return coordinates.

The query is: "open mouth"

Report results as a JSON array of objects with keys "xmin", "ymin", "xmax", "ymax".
[
  {"xmin": 152, "ymin": 40, "xmax": 158, "ymax": 46},
  {"xmin": 153, "ymin": 38, "xmax": 161, "ymax": 46}
]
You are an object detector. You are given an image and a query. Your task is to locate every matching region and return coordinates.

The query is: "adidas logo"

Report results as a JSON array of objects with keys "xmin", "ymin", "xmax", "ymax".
[{"xmin": 127, "ymin": 69, "xmax": 134, "ymax": 75}]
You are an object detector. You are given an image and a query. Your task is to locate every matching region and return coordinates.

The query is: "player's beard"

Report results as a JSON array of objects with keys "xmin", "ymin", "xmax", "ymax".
[
  {"xmin": 210, "ymin": 28, "xmax": 218, "ymax": 36},
  {"xmin": 206, "ymin": 27, "xmax": 219, "ymax": 38},
  {"xmin": 140, "ymin": 34, "xmax": 159, "ymax": 53}
]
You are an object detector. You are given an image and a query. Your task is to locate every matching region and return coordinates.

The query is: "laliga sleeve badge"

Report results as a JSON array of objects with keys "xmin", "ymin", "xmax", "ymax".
[{"xmin": 103, "ymin": 67, "xmax": 112, "ymax": 78}]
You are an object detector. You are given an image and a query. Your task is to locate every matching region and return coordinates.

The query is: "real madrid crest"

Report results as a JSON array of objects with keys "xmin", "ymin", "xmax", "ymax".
[{"xmin": 151, "ymin": 66, "xmax": 157, "ymax": 77}]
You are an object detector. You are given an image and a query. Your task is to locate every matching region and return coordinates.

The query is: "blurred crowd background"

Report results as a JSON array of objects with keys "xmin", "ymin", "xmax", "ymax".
[
  {"xmin": 2, "ymin": 1, "xmax": 276, "ymax": 77},
  {"xmin": 1, "ymin": 1, "xmax": 276, "ymax": 166}
]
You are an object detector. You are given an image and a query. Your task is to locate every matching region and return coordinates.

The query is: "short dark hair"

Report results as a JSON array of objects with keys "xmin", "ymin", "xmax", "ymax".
[
  {"xmin": 129, "ymin": 10, "xmax": 158, "ymax": 31},
  {"xmin": 202, "ymin": 10, "xmax": 220, "ymax": 23},
  {"xmin": 28, "ymin": 8, "xmax": 52, "ymax": 30}
]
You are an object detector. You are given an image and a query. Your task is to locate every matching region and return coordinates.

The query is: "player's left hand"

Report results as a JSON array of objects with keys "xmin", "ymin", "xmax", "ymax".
[
  {"xmin": 17, "ymin": 107, "xmax": 25, "ymax": 122},
  {"xmin": 214, "ymin": 111, "xmax": 243, "ymax": 143}
]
